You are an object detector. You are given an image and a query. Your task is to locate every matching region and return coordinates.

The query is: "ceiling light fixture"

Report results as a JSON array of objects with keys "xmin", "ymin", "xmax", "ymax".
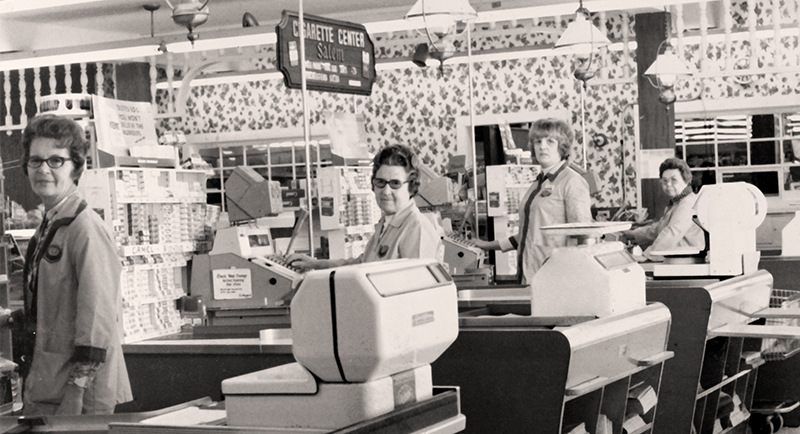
[
  {"xmin": 404, "ymin": 0, "xmax": 477, "ymax": 73},
  {"xmin": 554, "ymin": 0, "xmax": 611, "ymax": 83},
  {"xmin": 643, "ymin": 12, "xmax": 694, "ymax": 105},
  {"xmin": 165, "ymin": 0, "xmax": 210, "ymax": 45}
]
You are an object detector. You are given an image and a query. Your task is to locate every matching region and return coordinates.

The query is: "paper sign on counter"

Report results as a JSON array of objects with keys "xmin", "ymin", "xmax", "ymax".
[{"xmin": 212, "ymin": 269, "xmax": 252, "ymax": 300}]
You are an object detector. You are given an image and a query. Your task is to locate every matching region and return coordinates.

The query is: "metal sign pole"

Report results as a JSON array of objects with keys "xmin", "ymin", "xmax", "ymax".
[
  {"xmin": 298, "ymin": 0, "xmax": 315, "ymax": 257},
  {"xmin": 467, "ymin": 24, "xmax": 479, "ymax": 236}
]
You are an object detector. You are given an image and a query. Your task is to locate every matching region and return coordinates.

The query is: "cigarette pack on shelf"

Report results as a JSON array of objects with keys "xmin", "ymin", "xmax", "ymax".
[
  {"xmin": 485, "ymin": 164, "xmax": 541, "ymax": 217},
  {"xmin": 485, "ymin": 165, "xmax": 540, "ymax": 278},
  {"xmin": 80, "ymin": 168, "xmax": 216, "ymax": 343},
  {"xmin": 316, "ymin": 166, "xmax": 381, "ymax": 260}
]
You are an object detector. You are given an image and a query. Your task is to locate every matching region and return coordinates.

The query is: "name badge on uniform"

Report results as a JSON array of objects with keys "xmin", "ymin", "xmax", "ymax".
[
  {"xmin": 541, "ymin": 186, "xmax": 554, "ymax": 197},
  {"xmin": 44, "ymin": 245, "xmax": 63, "ymax": 263},
  {"xmin": 378, "ymin": 245, "xmax": 389, "ymax": 257}
]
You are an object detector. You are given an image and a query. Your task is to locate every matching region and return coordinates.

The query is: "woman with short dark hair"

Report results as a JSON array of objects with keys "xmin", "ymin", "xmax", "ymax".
[
  {"xmin": 287, "ymin": 144, "xmax": 442, "ymax": 270},
  {"xmin": 620, "ymin": 157, "xmax": 705, "ymax": 261},
  {"xmin": 3, "ymin": 114, "xmax": 132, "ymax": 415}
]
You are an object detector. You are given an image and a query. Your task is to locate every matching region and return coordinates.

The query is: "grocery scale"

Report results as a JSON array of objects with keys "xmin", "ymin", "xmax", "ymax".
[
  {"xmin": 456, "ymin": 221, "xmax": 647, "ymax": 319},
  {"xmin": 530, "ymin": 221, "xmax": 646, "ymax": 318}
]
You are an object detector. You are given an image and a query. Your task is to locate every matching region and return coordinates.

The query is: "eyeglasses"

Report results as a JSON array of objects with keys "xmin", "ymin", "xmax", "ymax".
[
  {"xmin": 27, "ymin": 156, "xmax": 68, "ymax": 169},
  {"xmin": 372, "ymin": 178, "xmax": 409, "ymax": 189}
]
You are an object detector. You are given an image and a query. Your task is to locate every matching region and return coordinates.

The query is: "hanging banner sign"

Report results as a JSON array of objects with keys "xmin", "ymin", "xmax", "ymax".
[
  {"xmin": 275, "ymin": 10, "xmax": 376, "ymax": 96},
  {"xmin": 92, "ymin": 95, "xmax": 159, "ymax": 156}
]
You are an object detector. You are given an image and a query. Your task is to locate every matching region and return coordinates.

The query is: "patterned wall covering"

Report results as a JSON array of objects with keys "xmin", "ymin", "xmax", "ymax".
[{"xmin": 154, "ymin": 1, "xmax": 799, "ymax": 209}]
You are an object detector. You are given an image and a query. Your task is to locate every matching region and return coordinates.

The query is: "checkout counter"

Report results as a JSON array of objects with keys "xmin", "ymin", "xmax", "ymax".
[
  {"xmin": 437, "ymin": 221, "xmax": 675, "ymax": 434},
  {"xmin": 112, "ymin": 259, "xmax": 467, "ymax": 434},
  {"xmin": 452, "ymin": 183, "xmax": 800, "ymax": 434}
]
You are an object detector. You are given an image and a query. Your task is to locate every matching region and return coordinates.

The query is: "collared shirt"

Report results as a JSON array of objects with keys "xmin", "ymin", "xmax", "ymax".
[
  {"xmin": 627, "ymin": 188, "xmax": 705, "ymax": 261},
  {"xmin": 358, "ymin": 202, "xmax": 443, "ymax": 264}
]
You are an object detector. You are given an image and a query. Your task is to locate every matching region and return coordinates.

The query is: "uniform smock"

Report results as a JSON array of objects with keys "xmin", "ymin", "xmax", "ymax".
[
  {"xmin": 22, "ymin": 192, "xmax": 132, "ymax": 414},
  {"xmin": 358, "ymin": 202, "xmax": 443, "ymax": 264},
  {"xmin": 502, "ymin": 161, "xmax": 592, "ymax": 283},
  {"xmin": 626, "ymin": 187, "xmax": 705, "ymax": 260}
]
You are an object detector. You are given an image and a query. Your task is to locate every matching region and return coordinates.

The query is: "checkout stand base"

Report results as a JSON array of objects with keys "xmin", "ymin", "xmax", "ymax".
[
  {"xmin": 755, "ymin": 256, "xmax": 800, "ymax": 427},
  {"xmin": 120, "ymin": 331, "xmax": 294, "ymax": 413},
  {"xmin": 108, "ymin": 388, "xmax": 464, "ymax": 434}
]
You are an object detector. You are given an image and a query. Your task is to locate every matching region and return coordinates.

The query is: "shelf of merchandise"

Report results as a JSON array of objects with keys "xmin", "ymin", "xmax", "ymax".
[
  {"xmin": 484, "ymin": 164, "xmax": 539, "ymax": 278},
  {"xmin": 81, "ymin": 167, "xmax": 220, "ymax": 344},
  {"xmin": 316, "ymin": 166, "xmax": 381, "ymax": 260}
]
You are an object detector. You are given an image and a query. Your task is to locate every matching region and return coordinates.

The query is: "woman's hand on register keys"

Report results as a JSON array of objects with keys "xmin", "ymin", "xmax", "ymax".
[
  {"xmin": 470, "ymin": 239, "xmax": 493, "ymax": 251},
  {"xmin": 285, "ymin": 253, "xmax": 322, "ymax": 272}
]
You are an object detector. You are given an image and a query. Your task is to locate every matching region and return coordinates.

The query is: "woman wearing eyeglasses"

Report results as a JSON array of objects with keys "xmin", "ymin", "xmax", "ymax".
[
  {"xmin": 2, "ymin": 114, "xmax": 132, "ymax": 415},
  {"xmin": 287, "ymin": 144, "xmax": 442, "ymax": 270},
  {"xmin": 617, "ymin": 157, "xmax": 705, "ymax": 261}
]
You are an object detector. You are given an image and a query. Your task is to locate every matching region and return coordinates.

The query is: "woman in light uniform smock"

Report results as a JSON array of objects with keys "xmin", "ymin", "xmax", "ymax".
[
  {"xmin": 287, "ymin": 144, "xmax": 442, "ymax": 270},
  {"xmin": 617, "ymin": 157, "xmax": 705, "ymax": 262},
  {"xmin": 472, "ymin": 118, "xmax": 593, "ymax": 283},
  {"xmin": 2, "ymin": 114, "xmax": 132, "ymax": 415}
]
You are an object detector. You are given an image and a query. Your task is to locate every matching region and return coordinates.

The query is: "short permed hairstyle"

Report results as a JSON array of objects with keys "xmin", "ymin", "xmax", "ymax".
[
  {"xmin": 659, "ymin": 157, "xmax": 693, "ymax": 183},
  {"xmin": 528, "ymin": 118, "xmax": 574, "ymax": 161},
  {"xmin": 21, "ymin": 114, "xmax": 89, "ymax": 185},
  {"xmin": 371, "ymin": 144, "xmax": 420, "ymax": 197}
]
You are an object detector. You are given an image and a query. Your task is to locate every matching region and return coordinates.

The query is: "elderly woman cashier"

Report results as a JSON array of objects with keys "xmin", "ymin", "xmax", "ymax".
[
  {"xmin": 287, "ymin": 144, "xmax": 443, "ymax": 270},
  {"xmin": 618, "ymin": 157, "xmax": 705, "ymax": 261},
  {"xmin": 2, "ymin": 115, "xmax": 132, "ymax": 415},
  {"xmin": 472, "ymin": 118, "xmax": 593, "ymax": 283}
]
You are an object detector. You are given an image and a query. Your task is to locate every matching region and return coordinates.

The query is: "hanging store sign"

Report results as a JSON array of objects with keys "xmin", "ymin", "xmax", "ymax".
[{"xmin": 275, "ymin": 11, "xmax": 376, "ymax": 96}]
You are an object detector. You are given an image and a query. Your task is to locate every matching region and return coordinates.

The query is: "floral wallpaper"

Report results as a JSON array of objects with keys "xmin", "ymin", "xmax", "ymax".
[
  {"xmin": 138, "ymin": 1, "xmax": 800, "ymax": 208},
  {"xmin": 1, "ymin": 1, "xmax": 797, "ymax": 213}
]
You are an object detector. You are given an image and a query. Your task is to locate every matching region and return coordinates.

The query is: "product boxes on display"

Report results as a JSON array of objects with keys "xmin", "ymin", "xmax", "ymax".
[{"xmin": 80, "ymin": 168, "xmax": 219, "ymax": 343}]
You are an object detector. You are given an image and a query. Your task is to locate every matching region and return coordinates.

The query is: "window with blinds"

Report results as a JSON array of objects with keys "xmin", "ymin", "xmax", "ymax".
[{"xmin": 675, "ymin": 112, "xmax": 800, "ymax": 203}]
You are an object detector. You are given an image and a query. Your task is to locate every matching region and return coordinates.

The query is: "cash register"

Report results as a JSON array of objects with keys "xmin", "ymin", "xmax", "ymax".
[
  {"xmin": 190, "ymin": 166, "xmax": 302, "ymax": 325},
  {"xmin": 221, "ymin": 258, "xmax": 460, "ymax": 430},
  {"xmin": 442, "ymin": 234, "xmax": 486, "ymax": 276}
]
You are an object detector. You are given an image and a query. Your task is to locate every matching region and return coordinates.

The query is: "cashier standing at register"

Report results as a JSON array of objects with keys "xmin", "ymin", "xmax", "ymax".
[
  {"xmin": 472, "ymin": 118, "xmax": 593, "ymax": 283},
  {"xmin": 287, "ymin": 144, "xmax": 443, "ymax": 270}
]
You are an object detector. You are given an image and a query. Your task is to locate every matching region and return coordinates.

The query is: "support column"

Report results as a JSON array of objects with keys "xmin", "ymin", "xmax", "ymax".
[{"xmin": 635, "ymin": 11, "xmax": 674, "ymax": 220}]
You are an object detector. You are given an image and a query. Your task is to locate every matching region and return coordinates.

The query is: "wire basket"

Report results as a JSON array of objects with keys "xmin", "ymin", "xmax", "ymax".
[{"xmin": 761, "ymin": 289, "xmax": 800, "ymax": 361}]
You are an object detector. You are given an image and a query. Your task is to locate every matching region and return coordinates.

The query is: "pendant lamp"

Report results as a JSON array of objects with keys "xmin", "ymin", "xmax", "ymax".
[
  {"xmin": 554, "ymin": 0, "xmax": 611, "ymax": 82},
  {"xmin": 643, "ymin": 13, "xmax": 694, "ymax": 105},
  {"xmin": 404, "ymin": 0, "xmax": 477, "ymax": 68},
  {"xmin": 165, "ymin": 0, "xmax": 211, "ymax": 45}
]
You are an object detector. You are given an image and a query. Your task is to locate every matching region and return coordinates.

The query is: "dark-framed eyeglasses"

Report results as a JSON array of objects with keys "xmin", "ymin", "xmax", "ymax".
[
  {"xmin": 27, "ymin": 156, "xmax": 68, "ymax": 169},
  {"xmin": 372, "ymin": 178, "xmax": 409, "ymax": 190}
]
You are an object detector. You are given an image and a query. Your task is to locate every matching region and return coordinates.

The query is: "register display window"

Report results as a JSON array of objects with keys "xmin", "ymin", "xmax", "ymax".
[{"xmin": 675, "ymin": 111, "xmax": 800, "ymax": 204}]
